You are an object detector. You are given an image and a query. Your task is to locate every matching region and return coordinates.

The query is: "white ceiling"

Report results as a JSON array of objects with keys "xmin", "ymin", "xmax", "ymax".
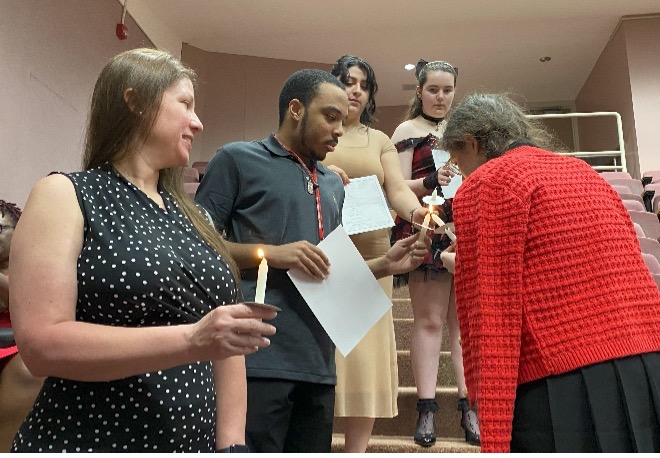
[{"xmin": 135, "ymin": 0, "xmax": 659, "ymax": 107}]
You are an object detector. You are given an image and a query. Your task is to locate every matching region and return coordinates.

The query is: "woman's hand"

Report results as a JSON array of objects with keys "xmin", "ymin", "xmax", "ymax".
[
  {"xmin": 326, "ymin": 165, "xmax": 350, "ymax": 185},
  {"xmin": 436, "ymin": 167, "xmax": 455, "ymax": 186},
  {"xmin": 187, "ymin": 303, "xmax": 277, "ymax": 361},
  {"xmin": 440, "ymin": 243, "xmax": 456, "ymax": 274}
]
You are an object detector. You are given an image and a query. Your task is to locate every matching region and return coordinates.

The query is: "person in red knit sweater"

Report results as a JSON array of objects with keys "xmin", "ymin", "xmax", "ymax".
[{"xmin": 440, "ymin": 93, "xmax": 660, "ymax": 453}]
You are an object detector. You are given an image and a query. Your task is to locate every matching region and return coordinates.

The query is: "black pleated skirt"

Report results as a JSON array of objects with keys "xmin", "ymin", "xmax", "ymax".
[{"xmin": 511, "ymin": 352, "xmax": 660, "ymax": 452}]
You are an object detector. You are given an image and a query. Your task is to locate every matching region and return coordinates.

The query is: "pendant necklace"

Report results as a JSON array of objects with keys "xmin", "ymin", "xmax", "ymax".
[{"xmin": 420, "ymin": 112, "xmax": 443, "ymax": 131}]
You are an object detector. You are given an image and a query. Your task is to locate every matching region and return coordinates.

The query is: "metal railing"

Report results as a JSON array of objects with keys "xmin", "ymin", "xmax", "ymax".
[{"xmin": 527, "ymin": 112, "xmax": 626, "ymax": 173}]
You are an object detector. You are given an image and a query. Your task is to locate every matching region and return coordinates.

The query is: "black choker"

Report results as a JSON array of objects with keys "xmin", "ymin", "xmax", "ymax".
[{"xmin": 421, "ymin": 112, "xmax": 443, "ymax": 131}]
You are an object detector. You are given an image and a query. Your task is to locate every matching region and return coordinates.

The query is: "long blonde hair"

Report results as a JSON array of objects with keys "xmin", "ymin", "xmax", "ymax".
[{"xmin": 83, "ymin": 48, "xmax": 239, "ymax": 281}]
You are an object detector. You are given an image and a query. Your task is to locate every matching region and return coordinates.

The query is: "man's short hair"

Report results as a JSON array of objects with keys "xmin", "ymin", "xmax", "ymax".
[{"xmin": 278, "ymin": 69, "xmax": 345, "ymax": 126}]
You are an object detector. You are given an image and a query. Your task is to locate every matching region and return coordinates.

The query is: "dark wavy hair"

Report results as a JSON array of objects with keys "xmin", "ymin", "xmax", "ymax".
[
  {"xmin": 278, "ymin": 69, "xmax": 345, "ymax": 126},
  {"xmin": 331, "ymin": 55, "xmax": 378, "ymax": 126}
]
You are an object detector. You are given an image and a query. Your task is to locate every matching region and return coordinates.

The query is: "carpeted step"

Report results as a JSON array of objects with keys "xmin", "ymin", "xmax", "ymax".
[
  {"xmin": 334, "ymin": 387, "xmax": 466, "ymax": 438},
  {"xmin": 398, "ymin": 350, "xmax": 456, "ymax": 387},
  {"xmin": 331, "ymin": 433, "xmax": 480, "ymax": 453},
  {"xmin": 392, "ymin": 298, "xmax": 412, "ymax": 319}
]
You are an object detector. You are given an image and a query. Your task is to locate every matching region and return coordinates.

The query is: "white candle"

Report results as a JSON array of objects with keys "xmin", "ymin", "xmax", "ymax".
[
  {"xmin": 255, "ymin": 248, "xmax": 268, "ymax": 303},
  {"xmin": 431, "ymin": 213, "xmax": 445, "ymax": 228},
  {"xmin": 419, "ymin": 205, "xmax": 433, "ymax": 239},
  {"xmin": 445, "ymin": 226, "xmax": 457, "ymax": 242},
  {"xmin": 430, "ymin": 188, "xmax": 438, "ymax": 201}
]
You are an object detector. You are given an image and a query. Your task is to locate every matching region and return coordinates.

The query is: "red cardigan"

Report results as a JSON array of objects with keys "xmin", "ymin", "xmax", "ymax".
[{"xmin": 452, "ymin": 146, "xmax": 660, "ymax": 452}]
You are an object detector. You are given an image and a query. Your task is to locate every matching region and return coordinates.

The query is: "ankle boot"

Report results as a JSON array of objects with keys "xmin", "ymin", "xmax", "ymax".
[
  {"xmin": 457, "ymin": 397, "xmax": 480, "ymax": 446},
  {"xmin": 414, "ymin": 398, "xmax": 438, "ymax": 447}
]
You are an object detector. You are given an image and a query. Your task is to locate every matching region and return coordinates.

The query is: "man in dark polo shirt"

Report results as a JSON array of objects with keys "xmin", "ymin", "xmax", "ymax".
[{"xmin": 196, "ymin": 69, "xmax": 428, "ymax": 453}]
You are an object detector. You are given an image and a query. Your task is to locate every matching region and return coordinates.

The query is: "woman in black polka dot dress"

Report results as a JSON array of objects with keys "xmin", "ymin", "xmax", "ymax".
[{"xmin": 8, "ymin": 49, "xmax": 276, "ymax": 452}]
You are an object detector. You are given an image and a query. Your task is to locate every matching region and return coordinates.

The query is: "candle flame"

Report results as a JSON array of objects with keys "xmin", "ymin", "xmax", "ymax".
[{"xmin": 257, "ymin": 248, "xmax": 264, "ymax": 259}]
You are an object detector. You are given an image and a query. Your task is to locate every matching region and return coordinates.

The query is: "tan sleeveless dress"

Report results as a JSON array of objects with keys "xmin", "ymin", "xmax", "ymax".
[{"xmin": 322, "ymin": 126, "xmax": 398, "ymax": 418}]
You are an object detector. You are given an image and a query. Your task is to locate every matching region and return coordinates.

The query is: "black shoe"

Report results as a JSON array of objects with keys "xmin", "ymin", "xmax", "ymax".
[
  {"xmin": 457, "ymin": 397, "xmax": 480, "ymax": 446},
  {"xmin": 414, "ymin": 399, "xmax": 438, "ymax": 447}
]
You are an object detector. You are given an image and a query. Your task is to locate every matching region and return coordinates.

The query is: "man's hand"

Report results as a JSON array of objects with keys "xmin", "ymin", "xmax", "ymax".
[
  {"xmin": 385, "ymin": 233, "xmax": 430, "ymax": 276},
  {"xmin": 268, "ymin": 241, "xmax": 330, "ymax": 279}
]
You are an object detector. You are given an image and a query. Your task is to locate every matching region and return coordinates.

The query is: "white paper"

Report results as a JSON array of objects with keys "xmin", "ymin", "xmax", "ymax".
[
  {"xmin": 341, "ymin": 175, "xmax": 394, "ymax": 236},
  {"xmin": 287, "ymin": 226, "xmax": 392, "ymax": 356},
  {"xmin": 432, "ymin": 149, "xmax": 463, "ymax": 199}
]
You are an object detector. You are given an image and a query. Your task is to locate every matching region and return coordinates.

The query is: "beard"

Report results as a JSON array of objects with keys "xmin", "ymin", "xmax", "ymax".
[{"xmin": 299, "ymin": 111, "xmax": 325, "ymax": 162}]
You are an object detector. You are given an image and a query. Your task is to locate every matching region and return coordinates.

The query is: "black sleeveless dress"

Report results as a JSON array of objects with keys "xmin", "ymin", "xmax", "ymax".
[{"xmin": 12, "ymin": 165, "xmax": 237, "ymax": 452}]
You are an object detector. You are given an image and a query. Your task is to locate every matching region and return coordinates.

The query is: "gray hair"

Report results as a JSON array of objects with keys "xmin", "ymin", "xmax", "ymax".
[{"xmin": 441, "ymin": 93, "xmax": 560, "ymax": 159}]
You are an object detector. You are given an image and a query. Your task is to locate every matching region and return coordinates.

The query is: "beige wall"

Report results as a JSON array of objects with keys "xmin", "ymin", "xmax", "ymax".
[
  {"xmin": 575, "ymin": 17, "xmax": 660, "ymax": 178},
  {"xmin": 1, "ymin": 0, "xmax": 152, "ymax": 207},
  {"xmin": 624, "ymin": 17, "xmax": 660, "ymax": 175},
  {"xmin": 182, "ymin": 45, "xmax": 332, "ymax": 163}
]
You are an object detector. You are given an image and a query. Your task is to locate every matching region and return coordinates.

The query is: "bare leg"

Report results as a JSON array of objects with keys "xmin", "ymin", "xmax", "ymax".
[
  {"xmin": 342, "ymin": 417, "xmax": 375, "ymax": 453},
  {"xmin": 445, "ymin": 283, "xmax": 468, "ymax": 397},
  {"xmin": 0, "ymin": 354, "xmax": 44, "ymax": 452},
  {"xmin": 409, "ymin": 271, "xmax": 453, "ymax": 399}
]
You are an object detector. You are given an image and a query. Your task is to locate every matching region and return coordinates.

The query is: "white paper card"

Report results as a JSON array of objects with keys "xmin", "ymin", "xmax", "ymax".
[
  {"xmin": 341, "ymin": 175, "xmax": 394, "ymax": 236},
  {"xmin": 287, "ymin": 226, "xmax": 392, "ymax": 356},
  {"xmin": 431, "ymin": 149, "xmax": 463, "ymax": 199}
]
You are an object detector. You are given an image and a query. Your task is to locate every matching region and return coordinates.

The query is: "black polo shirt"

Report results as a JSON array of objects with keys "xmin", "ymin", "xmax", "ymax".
[{"xmin": 196, "ymin": 134, "xmax": 344, "ymax": 384}]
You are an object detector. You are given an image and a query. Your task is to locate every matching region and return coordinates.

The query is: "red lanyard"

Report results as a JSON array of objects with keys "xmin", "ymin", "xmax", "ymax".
[{"xmin": 274, "ymin": 135, "xmax": 325, "ymax": 240}]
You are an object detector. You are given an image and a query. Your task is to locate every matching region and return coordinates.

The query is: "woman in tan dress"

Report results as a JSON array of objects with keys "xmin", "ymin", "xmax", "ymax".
[{"xmin": 323, "ymin": 55, "xmax": 422, "ymax": 452}]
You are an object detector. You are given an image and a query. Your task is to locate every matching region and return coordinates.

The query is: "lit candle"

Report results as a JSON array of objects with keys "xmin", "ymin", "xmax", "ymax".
[{"xmin": 255, "ymin": 248, "xmax": 268, "ymax": 303}]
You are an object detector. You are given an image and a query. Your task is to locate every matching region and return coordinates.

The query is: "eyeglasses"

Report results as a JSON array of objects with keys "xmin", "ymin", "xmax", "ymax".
[{"xmin": 0, "ymin": 224, "xmax": 15, "ymax": 235}]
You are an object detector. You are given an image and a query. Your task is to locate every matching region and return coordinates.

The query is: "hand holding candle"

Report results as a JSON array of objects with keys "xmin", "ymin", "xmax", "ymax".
[
  {"xmin": 255, "ymin": 248, "xmax": 268, "ymax": 303},
  {"xmin": 419, "ymin": 205, "xmax": 433, "ymax": 239}
]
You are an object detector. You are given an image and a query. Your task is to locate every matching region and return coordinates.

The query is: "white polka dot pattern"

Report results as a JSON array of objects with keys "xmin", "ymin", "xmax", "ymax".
[{"xmin": 12, "ymin": 166, "xmax": 236, "ymax": 452}]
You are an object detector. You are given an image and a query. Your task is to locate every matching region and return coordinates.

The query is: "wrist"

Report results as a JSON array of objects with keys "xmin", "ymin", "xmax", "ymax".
[
  {"xmin": 422, "ymin": 170, "xmax": 438, "ymax": 190},
  {"xmin": 409, "ymin": 206, "xmax": 422, "ymax": 224}
]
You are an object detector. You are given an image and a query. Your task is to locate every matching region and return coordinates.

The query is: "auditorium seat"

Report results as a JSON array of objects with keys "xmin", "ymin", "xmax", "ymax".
[
  {"xmin": 639, "ymin": 237, "xmax": 660, "ymax": 265},
  {"xmin": 643, "ymin": 170, "xmax": 660, "ymax": 184},
  {"xmin": 642, "ymin": 253, "xmax": 660, "ymax": 275},
  {"xmin": 183, "ymin": 182, "xmax": 199, "ymax": 198},
  {"xmin": 623, "ymin": 199, "xmax": 646, "ymax": 212},
  {"xmin": 607, "ymin": 178, "xmax": 644, "ymax": 196},
  {"xmin": 191, "ymin": 161, "xmax": 209, "ymax": 178},
  {"xmin": 183, "ymin": 167, "xmax": 200, "ymax": 183},
  {"xmin": 642, "ymin": 183, "xmax": 660, "ymax": 213},
  {"xmin": 619, "ymin": 193, "xmax": 644, "ymax": 204},
  {"xmin": 611, "ymin": 184, "xmax": 632, "ymax": 195},
  {"xmin": 600, "ymin": 171, "xmax": 632, "ymax": 180},
  {"xmin": 633, "ymin": 222, "xmax": 646, "ymax": 238},
  {"xmin": 628, "ymin": 210, "xmax": 660, "ymax": 240}
]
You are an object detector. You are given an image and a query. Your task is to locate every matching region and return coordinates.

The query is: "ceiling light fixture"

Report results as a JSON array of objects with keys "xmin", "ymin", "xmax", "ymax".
[
  {"xmin": 404, "ymin": 64, "xmax": 415, "ymax": 70},
  {"xmin": 539, "ymin": 56, "xmax": 551, "ymax": 63}
]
